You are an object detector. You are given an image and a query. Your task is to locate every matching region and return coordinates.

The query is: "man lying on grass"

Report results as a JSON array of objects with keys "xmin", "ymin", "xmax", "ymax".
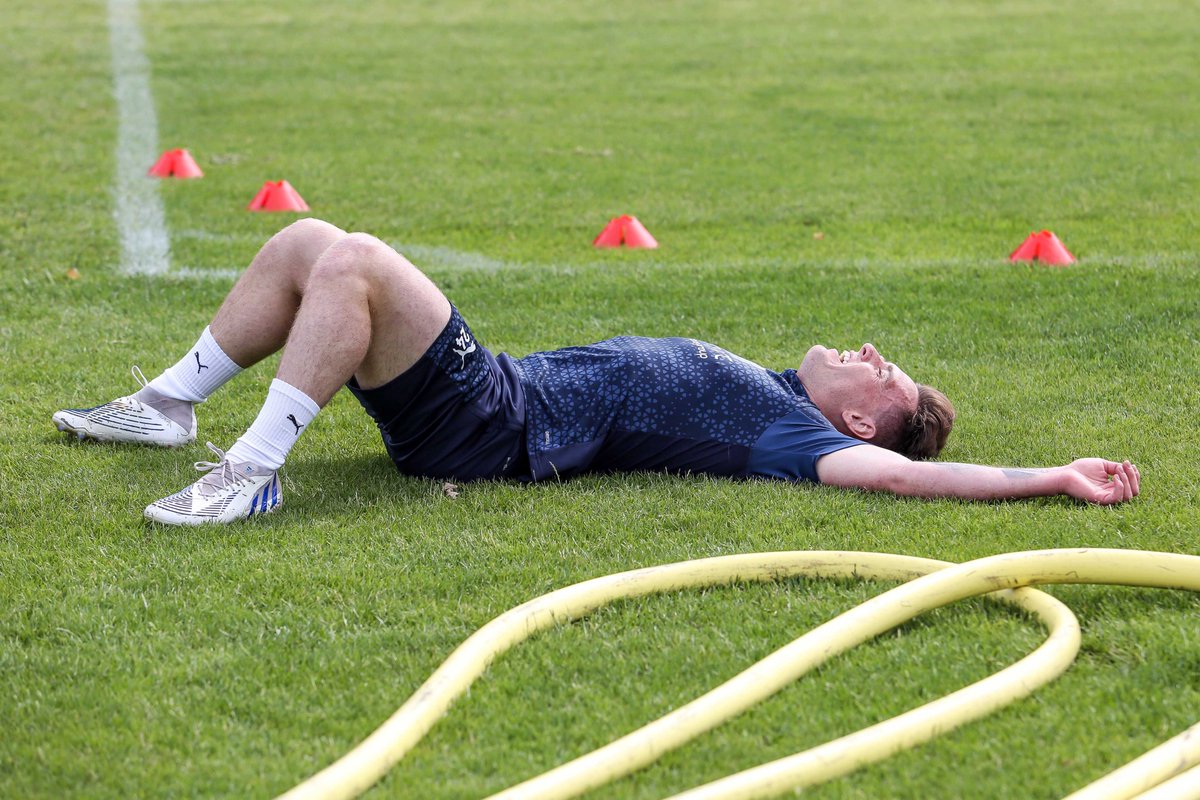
[{"xmin": 53, "ymin": 219, "xmax": 1140, "ymax": 525}]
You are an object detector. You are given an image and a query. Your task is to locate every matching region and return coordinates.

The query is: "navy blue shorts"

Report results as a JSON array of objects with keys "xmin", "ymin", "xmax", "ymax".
[{"xmin": 346, "ymin": 307, "xmax": 530, "ymax": 481}]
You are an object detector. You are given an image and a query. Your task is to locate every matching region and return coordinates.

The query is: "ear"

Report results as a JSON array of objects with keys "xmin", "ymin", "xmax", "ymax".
[{"xmin": 841, "ymin": 409, "xmax": 877, "ymax": 441}]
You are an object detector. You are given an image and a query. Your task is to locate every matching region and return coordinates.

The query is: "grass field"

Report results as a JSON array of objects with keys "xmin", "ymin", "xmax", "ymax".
[{"xmin": 2, "ymin": 0, "xmax": 1199, "ymax": 797}]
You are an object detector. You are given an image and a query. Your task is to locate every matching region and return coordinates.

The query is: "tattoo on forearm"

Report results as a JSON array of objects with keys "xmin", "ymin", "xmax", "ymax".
[
  {"xmin": 942, "ymin": 463, "xmax": 1049, "ymax": 480},
  {"xmin": 1001, "ymin": 468, "xmax": 1050, "ymax": 479}
]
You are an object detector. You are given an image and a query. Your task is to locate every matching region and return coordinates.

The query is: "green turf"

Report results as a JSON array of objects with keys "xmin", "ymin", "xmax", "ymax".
[{"xmin": 2, "ymin": 0, "xmax": 1199, "ymax": 798}]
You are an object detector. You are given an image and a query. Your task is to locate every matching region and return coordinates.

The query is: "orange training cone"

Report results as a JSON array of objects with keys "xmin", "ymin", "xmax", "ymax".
[
  {"xmin": 148, "ymin": 148, "xmax": 203, "ymax": 178},
  {"xmin": 247, "ymin": 180, "xmax": 310, "ymax": 212},
  {"xmin": 1009, "ymin": 230, "xmax": 1075, "ymax": 265},
  {"xmin": 247, "ymin": 183, "xmax": 273, "ymax": 210},
  {"xmin": 1009, "ymin": 232, "xmax": 1042, "ymax": 261},
  {"xmin": 593, "ymin": 216, "xmax": 626, "ymax": 247},
  {"xmin": 621, "ymin": 216, "xmax": 658, "ymax": 248},
  {"xmin": 1036, "ymin": 231, "xmax": 1075, "ymax": 265},
  {"xmin": 593, "ymin": 215, "xmax": 658, "ymax": 248}
]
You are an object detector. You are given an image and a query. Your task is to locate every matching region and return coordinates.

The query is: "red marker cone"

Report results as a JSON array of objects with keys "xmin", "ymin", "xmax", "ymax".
[
  {"xmin": 593, "ymin": 216, "xmax": 626, "ymax": 247},
  {"xmin": 247, "ymin": 180, "xmax": 310, "ymax": 212},
  {"xmin": 592, "ymin": 215, "xmax": 659, "ymax": 248},
  {"xmin": 148, "ymin": 148, "xmax": 203, "ymax": 178},
  {"xmin": 621, "ymin": 216, "xmax": 658, "ymax": 248},
  {"xmin": 247, "ymin": 183, "xmax": 273, "ymax": 210},
  {"xmin": 1009, "ymin": 232, "xmax": 1042, "ymax": 261},
  {"xmin": 1009, "ymin": 230, "xmax": 1075, "ymax": 265},
  {"xmin": 1036, "ymin": 231, "xmax": 1075, "ymax": 265}
]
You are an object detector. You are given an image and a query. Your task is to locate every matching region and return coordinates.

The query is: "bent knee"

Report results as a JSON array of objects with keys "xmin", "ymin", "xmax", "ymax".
[
  {"xmin": 307, "ymin": 232, "xmax": 398, "ymax": 284},
  {"xmin": 284, "ymin": 217, "xmax": 343, "ymax": 237},
  {"xmin": 319, "ymin": 232, "xmax": 392, "ymax": 266},
  {"xmin": 275, "ymin": 217, "xmax": 346, "ymax": 250},
  {"xmin": 267, "ymin": 218, "xmax": 347, "ymax": 268}
]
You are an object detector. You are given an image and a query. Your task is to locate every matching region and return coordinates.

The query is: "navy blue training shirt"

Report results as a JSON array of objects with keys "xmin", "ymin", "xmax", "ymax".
[{"xmin": 508, "ymin": 336, "xmax": 864, "ymax": 483}]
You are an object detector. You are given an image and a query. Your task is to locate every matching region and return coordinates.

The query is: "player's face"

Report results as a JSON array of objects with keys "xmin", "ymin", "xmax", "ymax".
[{"xmin": 798, "ymin": 343, "xmax": 919, "ymax": 430}]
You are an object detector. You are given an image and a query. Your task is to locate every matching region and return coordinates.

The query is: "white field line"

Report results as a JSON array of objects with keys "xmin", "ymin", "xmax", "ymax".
[
  {"xmin": 108, "ymin": 0, "xmax": 171, "ymax": 276},
  {"xmin": 162, "ymin": 236, "xmax": 524, "ymax": 281},
  {"xmin": 161, "ymin": 237, "xmax": 519, "ymax": 281},
  {"xmin": 154, "ymin": 233, "xmax": 1199, "ymax": 282}
]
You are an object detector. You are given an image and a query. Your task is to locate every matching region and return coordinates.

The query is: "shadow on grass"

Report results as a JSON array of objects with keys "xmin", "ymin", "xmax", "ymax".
[{"xmin": 278, "ymin": 450, "xmax": 546, "ymax": 527}]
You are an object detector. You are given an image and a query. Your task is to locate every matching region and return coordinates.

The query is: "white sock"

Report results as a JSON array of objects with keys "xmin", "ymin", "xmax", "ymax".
[
  {"xmin": 225, "ymin": 379, "xmax": 320, "ymax": 470},
  {"xmin": 144, "ymin": 326, "xmax": 242, "ymax": 403}
]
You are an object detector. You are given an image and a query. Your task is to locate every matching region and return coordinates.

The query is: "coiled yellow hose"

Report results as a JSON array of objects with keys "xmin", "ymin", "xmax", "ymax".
[{"xmin": 275, "ymin": 549, "xmax": 1200, "ymax": 800}]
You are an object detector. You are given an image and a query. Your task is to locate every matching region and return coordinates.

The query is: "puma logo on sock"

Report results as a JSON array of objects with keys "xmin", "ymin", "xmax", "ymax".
[
  {"xmin": 194, "ymin": 352, "xmax": 209, "ymax": 373},
  {"xmin": 286, "ymin": 414, "xmax": 304, "ymax": 435}
]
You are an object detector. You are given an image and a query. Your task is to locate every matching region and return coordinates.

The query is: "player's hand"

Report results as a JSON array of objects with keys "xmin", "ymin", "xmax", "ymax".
[{"xmin": 1060, "ymin": 459, "xmax": 1140, "ymax": 505}]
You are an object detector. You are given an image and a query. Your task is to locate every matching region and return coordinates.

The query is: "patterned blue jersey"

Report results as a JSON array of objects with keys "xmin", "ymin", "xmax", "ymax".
[{"xmin": 508, "ymin": 337, "xmax": 863, "ymax": 483}]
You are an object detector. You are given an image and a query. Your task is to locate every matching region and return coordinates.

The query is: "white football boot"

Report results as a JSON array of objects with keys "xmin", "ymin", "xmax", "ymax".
[
  {"xmin": 53, "ymin": 367, "xmax": 196, "ymax": 447},
  {"xmin": 144, "ymin": 443, "xmax": 282, "ymax": 525}
]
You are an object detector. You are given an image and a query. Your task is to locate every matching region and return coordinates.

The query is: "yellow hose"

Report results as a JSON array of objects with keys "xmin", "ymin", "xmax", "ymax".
[
  {"xmin": 274, "ymin": 549, "xmax": 1200, "ymax": 800},
  {"xmin": 1065, "ymin": 722, "xmax": 1200, "ymax": 800},
  {"xmin": 1130, "ymin": 763, "xmax": 1200, "ymax": 800}
]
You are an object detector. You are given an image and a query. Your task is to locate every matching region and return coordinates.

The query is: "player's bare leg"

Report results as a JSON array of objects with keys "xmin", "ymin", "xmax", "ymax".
[
  {"xmin": 52, "ymin": 218, "xmax": 348, "ymax": 446},
  {"xmin": 143, "ymin": 230, "xmax": 452, "ymax": 525},
  {"xmin": 208, "ymin": 217, "xmax": 350, "ymax": 368},
  {"xmin": 274, "ymin": 231, "xmax": 452, "ymax": 406}
]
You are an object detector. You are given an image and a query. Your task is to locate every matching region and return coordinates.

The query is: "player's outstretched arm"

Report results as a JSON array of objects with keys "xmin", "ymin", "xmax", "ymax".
[{"xmin": 816, "ymin": 445, "xmax": 1140, "ymax": 505}]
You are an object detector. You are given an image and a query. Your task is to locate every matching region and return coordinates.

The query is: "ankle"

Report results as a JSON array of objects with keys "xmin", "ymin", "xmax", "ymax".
[
  {"xmin": 226, "ymin": 439, "xmax": 283, "ymax": 471},
  {"xmin": 134, "ymin": 384, "xmax": 170, "ymax": 404},
  {"xmin": 133, "ymin": 387, "xmax": 195, "ymax": 428}
]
